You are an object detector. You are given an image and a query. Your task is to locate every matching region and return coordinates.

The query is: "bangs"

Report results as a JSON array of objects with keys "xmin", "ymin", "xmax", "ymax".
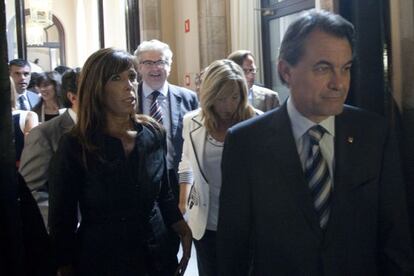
[{"xmin": 102, "ymin": 51, "xmax": 136, "ymax": 84}]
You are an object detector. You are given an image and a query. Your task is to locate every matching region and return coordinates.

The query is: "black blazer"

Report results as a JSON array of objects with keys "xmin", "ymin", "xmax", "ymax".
[
  {"xmin": 217, "ymin": 103, "xmax": 414, "ymax": 275},
  {"xmin": 49, "ymin": 121, "xmax": 182, "ymax": 275}
]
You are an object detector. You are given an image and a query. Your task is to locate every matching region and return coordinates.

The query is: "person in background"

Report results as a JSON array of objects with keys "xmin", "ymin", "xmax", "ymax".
[
  {"xmin": 217, "ymin": 10, "xmax": 414, "ymax": 275},
  {"xmin": 32, "ymin": 71, "xmax": 65, "ymax": 122},
  {"xmin": 10, "ymin": 76, "xmax": 39, "ymax": 167},
  {"xmin": 179, "ymin": 59, "xmax": 261, "ymax": 276},
  {"xmin": 54, "ymin": 65, "xmax": 71, "ymax": 75},
  {"xmin": 27, "ymin": 72, "xmax": 41, "ymax": 94},
  {"xmin": 228, "ymin": 50, "xmax": 280, "ymax": 112},
  {"xmin": 19, "ymin": 68, "xmax": 80, "ymax": 226},
  {"xmin": 134, "ymin": 39, "xmax": 199, "ymax": 259},
  {"xmin": 194, "ymin": 66, "xmax": 208, "ymax": 96},
  {"xmin": 48, "ymin": 48, "xmax": 192, "ymax": 276},
  {"xmin": 9, "ymin": 58, "xmax": 40, "ymax": 110}
]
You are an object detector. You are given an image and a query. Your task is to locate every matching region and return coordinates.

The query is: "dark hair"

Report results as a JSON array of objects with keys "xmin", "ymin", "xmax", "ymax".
[
  {"xmin": 278, "ymin": 9, "xmax": 355, "ymax": 84},
  {"xmin": 9, "ymin": 58, "xmax": 30, "ymax": 68},
  {"xmin": 35, "ymin": 71, "xmax": 63, "ymax": 107},
  {"xmin": 54, "ymin": 65, "xmax": 71, "ymax": 75},
  {"xmin": 75, "ymin": 48, "xmax": 139, "ymax": 152},
  {"xmin": 227, "ymin": 50, "xmax": 254, "ymax": 67},
  {"xmin": 28, "ymin": 72, "xmax": 41, "ymax": 91},
  {"xmin": 61, "ymin": 68, "xmax": 81, "ymax": 108}
]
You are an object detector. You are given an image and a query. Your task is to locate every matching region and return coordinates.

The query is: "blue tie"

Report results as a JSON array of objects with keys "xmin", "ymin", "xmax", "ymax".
[
  {"xmin": 150, "ymin": 91, "xmax": 163, "ymax": 124},
  {"xmin": 304, "ymin": 125, "xmax": 331, "ymax": 229},
  {"xmin": 18, "ymin": 95, "xmax": 28, "ymax": 110}
]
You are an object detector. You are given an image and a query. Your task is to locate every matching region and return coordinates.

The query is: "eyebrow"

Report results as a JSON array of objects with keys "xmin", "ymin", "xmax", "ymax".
[{"xmin": 314, "ymin": 59, "xmax": 353, "ymax": 67}]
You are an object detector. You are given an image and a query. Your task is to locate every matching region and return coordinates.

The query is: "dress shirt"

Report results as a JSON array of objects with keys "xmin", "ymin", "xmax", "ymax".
[
  {"xmin": 141, "ymin": 81, "xmax": 174, "ymax": 169},
  {"xmin": 68, "ymin": 108, "xmax": 77, "ymax": 124},
  {"xmin": 286, "ymin": 97, "xmax": 335, "ymax": 183},
  {"xmin": 17, "ymin": 92, "xmax": 30, "ymax": 110}
]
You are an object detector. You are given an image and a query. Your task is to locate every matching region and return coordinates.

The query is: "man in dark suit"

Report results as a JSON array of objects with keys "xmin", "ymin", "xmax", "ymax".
[
  {"xmin": 134, "ymin": 39, "xmax": 198, "ymax": 200},
  {"xmin": 19, "ymin": 68, "xmax": 80, "ymax": 226},
  {"xmin": 217, "ymin": 10, "xmax": 414, "ymax": 275},
  {"xmin": 9, "ymin": 59, "xmax": 40, "ymax": 110}
]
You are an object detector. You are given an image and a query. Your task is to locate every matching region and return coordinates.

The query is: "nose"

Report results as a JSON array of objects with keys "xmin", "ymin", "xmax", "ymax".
[{"xmin": 328, "ymin": 71, "xmax": 348, "ymax": 91}]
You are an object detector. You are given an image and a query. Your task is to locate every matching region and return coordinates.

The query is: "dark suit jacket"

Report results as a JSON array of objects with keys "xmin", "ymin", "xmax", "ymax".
[
  {"xmin": 137, "ymin": 83, "xmax": 198, "ymax": 191},
  {"xmin": 49, "ymin": 121, "xmax": 182, "ymax": 275},
  {"xmin": 217, "ymin": 103, "xmax": 414, "ymax": 275}
]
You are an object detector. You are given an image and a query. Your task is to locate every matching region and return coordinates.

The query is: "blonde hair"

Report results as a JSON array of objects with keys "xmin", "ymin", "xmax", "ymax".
[
  {"xmin": 200, "ymin": 59, "xmax": 255, "ymax": 133},
  {"xmin": 10, "ymin": 76, "xmax": 16, "ymax": 109}
]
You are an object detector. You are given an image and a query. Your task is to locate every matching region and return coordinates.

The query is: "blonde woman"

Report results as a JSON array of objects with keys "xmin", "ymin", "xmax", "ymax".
[{"xmin": 178, "ymin": 59, "xmax": 262, "ymax": 275}]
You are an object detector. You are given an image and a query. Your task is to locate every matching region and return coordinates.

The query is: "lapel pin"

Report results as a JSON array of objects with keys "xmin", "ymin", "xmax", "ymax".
[{"xmin": 347, "ymin": 137, "xmax": 354, "ymax": 144}]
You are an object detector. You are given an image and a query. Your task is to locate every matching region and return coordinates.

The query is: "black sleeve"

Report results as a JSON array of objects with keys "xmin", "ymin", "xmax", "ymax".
[{"xmin": 48, "ymin": 133, "xmax": 84, "ymax": 267}]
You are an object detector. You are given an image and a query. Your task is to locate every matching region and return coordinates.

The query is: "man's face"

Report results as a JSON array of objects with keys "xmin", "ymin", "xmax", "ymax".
[
  {"xmin": 278, "ymin": 29, "xmax": 353, "ymax": 123},
  {"xmin": 138, "ymin": 51, "xmax": 171, "ymax": 91},
  {"xmin": 242, "ymin": 55, "xmax": 257, "ymax": 89},
  {"xmin": 10, "ymin": 65, "xmax": 31, "ymax": 94}
]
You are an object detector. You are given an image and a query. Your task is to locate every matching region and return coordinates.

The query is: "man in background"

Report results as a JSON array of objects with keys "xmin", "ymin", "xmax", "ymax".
[
  {"xmin": 19, "ymin": 68, "xmax": 80, "ymax": 226},
  {"xmin": 9, "ymin": 59, "xmax": 40, "ymax": 110},
  {"xmin": 228, "ymin": 50, "xmax": 280, "ymax": 112}
]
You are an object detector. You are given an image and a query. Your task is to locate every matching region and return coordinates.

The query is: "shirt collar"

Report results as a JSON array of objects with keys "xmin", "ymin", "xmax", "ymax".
[
  {"xmin": 142, "ymin": 81, "xmax": 169, "ymax": 99},
  {"xmin": 68, "ymin": 108, "xmax": 77, "ymax": 123},
  {"xmin": 287, "ymin": 97, "xmax": 335, "ymax": 142}
]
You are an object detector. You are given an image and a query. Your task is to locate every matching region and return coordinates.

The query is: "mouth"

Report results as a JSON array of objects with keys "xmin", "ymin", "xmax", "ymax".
[{"xmin": 124, "ymin": 96, "xmax": 136, "ymax": 105}]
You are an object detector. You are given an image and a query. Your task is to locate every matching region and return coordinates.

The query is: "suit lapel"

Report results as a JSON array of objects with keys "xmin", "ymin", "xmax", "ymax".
[
  {"xmin": 136, "ymin": 83, "xmax": 144, "ymax": 114},
  {"xmin": 168, "ymin": 85, "xmax": 181, "ymax": 139},
  {"xmin": 189, "ymin": 113, "xmax": 208, "ymax": 183},
  {"xmin": 269, "ymin": 105, "xmax": 323, "ymax": 238},
  {"xmin": 59, "ymin": 110, "xmax": 75, "ymax": 132},
  {"xmin": 324, "ymin": 108, "xmax": 358, "ymax": 242}
]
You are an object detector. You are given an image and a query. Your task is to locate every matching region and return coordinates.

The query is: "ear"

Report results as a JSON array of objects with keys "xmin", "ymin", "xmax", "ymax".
[
  {"xmin": 277, "ymin": 60, "xmax": 292, "ymax": 86},
  {"xmin": 67, "ymin": 91, "xmax": 77, "ymax": 106}
]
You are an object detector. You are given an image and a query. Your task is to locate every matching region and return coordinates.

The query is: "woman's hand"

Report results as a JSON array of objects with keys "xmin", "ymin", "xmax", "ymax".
[
  {"xmin": 171, "ymin": 220, "xmax": 192, "ymax": 276},
  {"xmin": 179, "ymin": 183, "xmax": 191, "ymax": 215}
]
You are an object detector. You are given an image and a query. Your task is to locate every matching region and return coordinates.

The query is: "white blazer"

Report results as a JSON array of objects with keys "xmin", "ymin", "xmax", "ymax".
[
  {"xmin": 178, "ymin": 108, "xmax": 262, "ymax": 239},
  {"xmin": 179, "ymin": 109, "xmax": 210, "ymax": 240}
]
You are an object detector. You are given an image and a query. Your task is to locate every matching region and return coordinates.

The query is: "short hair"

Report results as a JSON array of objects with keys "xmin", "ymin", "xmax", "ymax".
[
  {"xmin": 200, "ymin": 59, "xmax": 255, "ymax": 133},
  {"xmin": 54, "ymin": 65, "xmax": 71, "ymax": 75},
  {"xmin": 9, "ymin": 58, "xmax": 30, "ymax": 69},
  {"xmin": 61, "ymin": 68, "xmax": 81, "ymax": 108},
  {"xmin": 75, "ymin": 48, "xmax": 140, "ymax": 152},
  {"xmin": 134, "ymin": 39, "xmax": 173, "ymax": 65},
  {"xmin": 227, "ymin": 50, "xmax": 254, "ymax": 67},
  {"xmin": 278, "ymin": 9, "xmax": 355, "ymax": 84}
]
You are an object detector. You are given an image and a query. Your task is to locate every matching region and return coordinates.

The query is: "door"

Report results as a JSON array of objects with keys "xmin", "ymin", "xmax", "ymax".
[{"xmin": 261, "ymin": 0, "xmax": 314, "ymax": 103}]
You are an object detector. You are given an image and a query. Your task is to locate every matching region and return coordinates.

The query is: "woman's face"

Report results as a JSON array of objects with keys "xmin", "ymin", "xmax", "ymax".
[
  {"xmin": 212, "ymin": 83, "xmax": 241, "ymax": 123},
  {"xmin": 39, "ymin": 82, "xmax": 55, "ymax": 101},
  {"xmin": 103, "ymin": 67, "xmax": 138, "ymax": 117}
]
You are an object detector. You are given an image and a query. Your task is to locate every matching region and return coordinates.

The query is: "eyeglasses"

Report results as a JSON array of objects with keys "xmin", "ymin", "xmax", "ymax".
[
  {"xmin": 140, "ymin": 60, "xmax": 169, "ymax": 67},
  {"xmin": 243, "ymin": 68, "xmax": 258, "ymax": 74}
]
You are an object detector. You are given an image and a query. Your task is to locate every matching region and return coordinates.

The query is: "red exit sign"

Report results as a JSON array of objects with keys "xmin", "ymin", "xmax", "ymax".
[{"xmin": 185, "ymin": 19, "xmax": 190, "ymax": 33}]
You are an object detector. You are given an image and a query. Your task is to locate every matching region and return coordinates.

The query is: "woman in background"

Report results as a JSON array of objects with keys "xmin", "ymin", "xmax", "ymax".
[
  {"xmin": 178, "ymin": 59, "xmax": 261, "ymax": 276},
  {"xmin": 48, "ymin": 48, "xmax": 192, "ymax": 276},
  {"xmin": 33, "ymin": 71, "xmax": 65, "ymax": 122}
]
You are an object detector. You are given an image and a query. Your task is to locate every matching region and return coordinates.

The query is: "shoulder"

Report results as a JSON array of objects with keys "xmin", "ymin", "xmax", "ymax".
[
  {"xmin": 169, "ymin": 84, "xmax": 197, "ymax": 99},
  {"xmin": 183, "ymin": 108, "xmax": 202, "ymax": 121},
  {"xmin": 252, "ymin": 85, "xmax": 279, "ymax": 97},
  {"xmin": 339, "ymin": 105, "xmax": 387, "ymax": 129}
]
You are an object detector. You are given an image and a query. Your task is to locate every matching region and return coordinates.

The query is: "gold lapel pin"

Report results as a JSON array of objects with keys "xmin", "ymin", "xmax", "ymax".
[{"xmin": 347, "ymin": 137, "xmax": 354, "ymax": 144}]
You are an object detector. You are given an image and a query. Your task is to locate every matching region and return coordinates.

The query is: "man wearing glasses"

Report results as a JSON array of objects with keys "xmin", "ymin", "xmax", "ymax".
[
  {"xmin": 228, "ymin": 50, "xmax": 280, "ymax": 112},
  {"xmin": 134, "ymin": 40, "xmax": 198, "ymax": 269}
]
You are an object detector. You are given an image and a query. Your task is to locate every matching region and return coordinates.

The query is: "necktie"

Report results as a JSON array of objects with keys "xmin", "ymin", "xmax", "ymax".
[
  {"xmin": 18, "ymin": 95, "xmax": 28, "ymax": 111},
  {"xmin": 150, "ymin": 91, "xmax": 163, "ymax": 124},
  {"xmin": 304, "ymin": 125, "xmax": 331, "ymax": 229}
]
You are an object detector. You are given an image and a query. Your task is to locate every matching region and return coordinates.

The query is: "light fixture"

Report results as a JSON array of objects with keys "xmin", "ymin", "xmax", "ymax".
[{"xmin": 26, "ymin": 0, "xmax": 53, "ymax": 46}]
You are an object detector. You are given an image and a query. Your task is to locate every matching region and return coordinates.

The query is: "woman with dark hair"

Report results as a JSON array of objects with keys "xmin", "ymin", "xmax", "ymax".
[
  {"xmin": 33, "ymin": 71, "xmax": 65, "ymax": 122},
  {"xmin": 48, "ymin": 48, "xmax": 192, "ymax": 276}
]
